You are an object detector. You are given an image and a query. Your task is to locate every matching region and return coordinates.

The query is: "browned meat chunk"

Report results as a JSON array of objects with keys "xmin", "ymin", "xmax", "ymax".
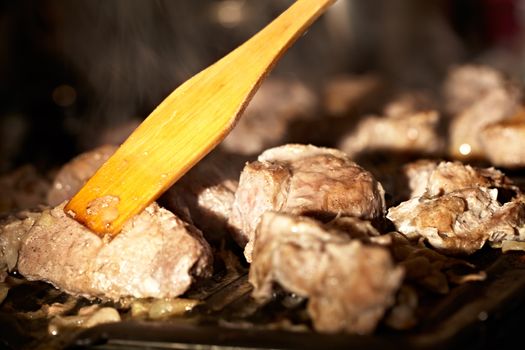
[
  {"xmin": 480, "ymin": 108, "xmax": 525, "ymax": 168},
  {"xmin": 482, "ymin": 197, "xmax": 525, "ymax": 248},
  {"xmin": 220, "ymin": 78, "xmax": 319, "ymax": 155},
  {"xmin": 442, "ymin": 64, "xmax": 516, "ymax": 116},
  {"xmin": 382, "ymin": 90, "xmax": 437, "ymax": 118},
  {"xmin": 338, "ymin": 111, "xmax": 444, "ymax": 159},
  {"xmin": 425, "ymin": 161, "xmax": 513, "ymax": 196},
  {"xmin": 249, "ymin": 212, "xmax": 403, "ymax": 334},
  {"xmin": 401, "ymin": 159, "xmax": 438, "ymax": 199},
  {"xmin": 16, "ymin": 202, "xmax": 213, "ymax": 300},
  {"xmin": 401, "ymin": 160, "xmax": 515, "ymax": 199},
  {"xmin": 323, "ymin": 74, "xmax": 384, "ymax": 117},
  {"xmin": 0, "ymin": 211, "xmax": 40, "ymax": 281},
  {"xmin": 448, "ymin": 88, "xmax": 521, "ymax": 160},
  {"xmin": 443, "ymin": 65, "xmax": 522, "ymax": 160},
  {"xmin": 387, "ymin": 188, "xmax": 525, "ymax": 255},
  {"xmin": 229, "ymin": 144, "xmax": 385, "ymax": 261},
  {"xmin": 388, "ymin": 160, "xmax": 524, "ymax": 254},
  {"xmin": 161, "ymin": 150, "xmax": 247, "ymax": 242},
  {"xmin": 47, "ymin": 145, "xmax": 117, "ymax": 206}
]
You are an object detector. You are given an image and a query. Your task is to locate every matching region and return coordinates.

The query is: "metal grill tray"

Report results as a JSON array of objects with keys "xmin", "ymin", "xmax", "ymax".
[{"xmin": 61, "ymin": 250, "xmax": 525, "ymax": 350}]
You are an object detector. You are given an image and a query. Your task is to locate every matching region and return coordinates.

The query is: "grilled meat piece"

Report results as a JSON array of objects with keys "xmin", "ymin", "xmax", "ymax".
[
  {"xmin": 425, "ymin": 161, "xmax": 513, "ymax": 196},
  {"xmin": 382, "ymin": 90, "xmax": 437, "ymax": 118},
  {"xmin": 161, "ymin": 150, "xmax": 247, "ymax": 242},
  {"xmin": 483, "ymin": 198, "xmax": 525, "ymax": 248},
  {"xmin": 322, "ymin": 74, "xmax": 384, "ymax": 117},
  {"xmin": 16, "ymin": 202, "xmax": 212, "ymax": 300},
  {"xmin": 443, "ymin": 65, "xmax": 522, "ymax": 160},
  {"xmin": 0, "ymin": 211, "xmax": 40, "ymax": 281},
  {"xmin": 47, "ymin": 145, "xmax": 117, "ymax": 206},
  {"xmin": 448, "ymin": 87, "xmax": 521, "ymax": 160},
  {"xmin": 221, "ymin": 78, "xmax": 319, "ymax": 155},
  {"xmin": 442, "ymin": 64, "xmax": 516, "ymax": 116},
  {"xmin": 249, "ymin": 212, "xmax": 403, "ymax": 334},
  {"xmin": 339, "ymin": 111, "xmax": 444, "ymax": 159},
  {"xmin": 388, "ymin": 160, "xmax": 524, "ymax": 255},
  {"xmin": 229, "ymin": 144, "xmax": 386, "ymax": 262},
  {"xmin": 387, "ymin": 188, "xmax": 525, "ymax": 255},
  {"xmin": 401, "ymin": 160, "xmax": 516, "ymax": 199},
  {"xmin": 334, "ymin": 88, "xmax": 441, "ymax": 205},
  {"xmin": 480, "ymin": 109, "xmax": 525, "ymax": 168},
  {"xmin": 401, "ymin": 159, "xmax": 439, "ymax": 199}
]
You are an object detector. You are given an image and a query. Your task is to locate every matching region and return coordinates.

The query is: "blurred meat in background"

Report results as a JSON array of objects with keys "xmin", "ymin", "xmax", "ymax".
[{"xmin": 0, "ymin": 0, "xmax": 524, "ymax": 174}]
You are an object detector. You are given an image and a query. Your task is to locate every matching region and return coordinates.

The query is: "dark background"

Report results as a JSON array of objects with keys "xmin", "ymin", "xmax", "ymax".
[{"xmin": 0, "ymin": 0, "xmax": 523, "ymax": 173}]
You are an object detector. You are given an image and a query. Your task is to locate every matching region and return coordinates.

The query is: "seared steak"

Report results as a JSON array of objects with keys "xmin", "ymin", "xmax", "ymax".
[
  {"xmin": 229, "ymin": 144, "xmax": 385, "ymax": 262},
  {"xmin": 161, "ymin": 150, "xmax": 247, "ymax": 242},
  {"xmin": 401, "ymin": 160, "xmax": 516, "ymax": 198},
  {"xmin": 221, "ymin": 78, "xmax": 319, "ymax": 155},
  {"xmin": 382, "ymin": 90, "xmax": 437, "ymax": 118},
  {"xmin": 448, "ymin": 87, "xmax": 521, "ymax": 160},
  {"xmin": 16, "ymin": 202, "xmax": 212, "ymax": 300},
  {"xmin": 249, "ymin": 212, "xmax": 403, "ymax": 334},
  {"xmin": 401, "ymin": 159, "xmax": 439, "ymax": 199},
  {"xmin": 322, "ymin": 74, "xmax": 384, "ymax": 117},
  {"xmin": 443, "ymin": 65, "xmax": 522, "ymax": 160},
  {"xmin": 388, "ymin": 160, "xmax": 525, "ymax": 254},
  {"xmin": 339, "ymin": 111, "xmax": 444, "ymax": 159},
  {"xmin": 442, "ymin": 64, "xmax": 516, "ymax": 116},
  {"xmin": 387, "ymin": 188, "xmax": 525, "ymax": 255},
  {"xmin": 480, "ymin": 109, "xmax": 525, "ymax": 168},
  {"xmin": 425, "ymin": 161, "xmax": 513, "ymax": 196},
  {"xmin": 0, "ymin": 211, "xmax": 40, "ymax": 281}
]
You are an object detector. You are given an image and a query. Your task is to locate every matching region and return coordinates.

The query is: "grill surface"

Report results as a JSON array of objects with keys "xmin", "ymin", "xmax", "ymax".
[{"xmin": 2, "ymin": 245, "xmax": 525, "ymax": 350}]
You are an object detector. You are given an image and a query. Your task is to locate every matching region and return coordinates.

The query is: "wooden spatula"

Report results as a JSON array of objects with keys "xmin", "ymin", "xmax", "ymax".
[{"xmin": 65, "ymin": 0, "xmax": 336, "ymax": 236}]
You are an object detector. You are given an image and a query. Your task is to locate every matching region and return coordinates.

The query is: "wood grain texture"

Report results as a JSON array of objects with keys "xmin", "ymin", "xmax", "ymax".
[{"xmin": 65, "ymin": 0, "xmax": 337, "ymax": 236}]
